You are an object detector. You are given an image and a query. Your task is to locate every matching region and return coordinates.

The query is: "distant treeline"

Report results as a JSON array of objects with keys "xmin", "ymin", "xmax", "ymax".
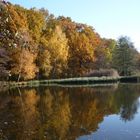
[{"xmin": 0, "ymin": 1, "xmax": 140, "ymax": 81}]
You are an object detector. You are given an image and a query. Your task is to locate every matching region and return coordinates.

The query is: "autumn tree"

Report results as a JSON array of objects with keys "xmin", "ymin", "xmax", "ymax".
[
  {"xmin": 37, "ymin": 46, "xmax": 52, "ymax": 78},
  {"xmin": 0, "ymin": 1, "xmax": 10, "ymax": 79},
  {"xmin": 47, "ymin": 26, "xmax": 69, "ymax": 78},
  {"xmin": 1, "ymin": 1, "xmax": 140, "ymax": 81},
  {"xmin": 67, "ymin": 32, "xmax": 94, "ymax": 76},
  {"xmin": 26, "ymin": 8, "xmax": 46, "ymax": 43},
  {"xmin": 94, "ymin": 39, "xmax": 116, "ymax": 69},
  {"xmin": 58, "ymin": 19, "xmax": 101, "ymax": 76},
  {"xmin": 0, "ymin": 2, "xmax": 28, "ymax": 47},
  {"xmin": 0, "ymin": 2, "xmax": 38, "ymax": 81},
  {"xmin": 9, "ymin": 48, "xmax": 38, "ymax": 81},
  {"xmin": 0, "ymin": 48, "xmax": 9, "ymax": 80}
]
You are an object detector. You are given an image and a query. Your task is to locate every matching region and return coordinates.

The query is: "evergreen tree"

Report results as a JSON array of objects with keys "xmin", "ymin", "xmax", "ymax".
[{"xmin": 112, "ymin": 36, "xmax": 137, "ymax": 76}]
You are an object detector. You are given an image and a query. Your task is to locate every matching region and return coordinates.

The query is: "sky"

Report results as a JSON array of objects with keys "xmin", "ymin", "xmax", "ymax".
[{"xmin": 8, "ymin": 0, "xmax": 140, "ymax": 51}]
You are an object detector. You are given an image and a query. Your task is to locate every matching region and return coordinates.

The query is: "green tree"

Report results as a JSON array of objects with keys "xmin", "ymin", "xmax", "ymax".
[{"xmin": 112, "ymin": 36, "xmax": 137, "ymax": 76}]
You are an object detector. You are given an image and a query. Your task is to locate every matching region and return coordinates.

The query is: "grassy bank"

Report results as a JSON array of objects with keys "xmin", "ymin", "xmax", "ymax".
[
  {"xmin": 1, "ymin": 76, "xmax": 140, "ymax": 89},
  {"xmin": 0, "ymin": 81, "xmax": 10, "ymax": 92},
  {"xmin": 8, "ymin": 76, "xmax": 119, "ymax": 88},
  {"xmin": 120, "ymin": 76, "xmax": 140, "ymax": 83}
]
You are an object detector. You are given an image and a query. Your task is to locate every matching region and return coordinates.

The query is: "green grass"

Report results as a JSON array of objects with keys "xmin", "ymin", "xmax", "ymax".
[
  {"xmin": 2, "ymin": 75, "xmax": 140, "ymax": 89},
  {"xmin": 7, "ymin": 76, "xmax": 120, "ymax": 88}
]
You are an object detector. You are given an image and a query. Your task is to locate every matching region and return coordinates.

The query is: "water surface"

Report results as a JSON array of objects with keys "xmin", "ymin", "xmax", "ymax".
[{"xmin": 0, "ymin": 84, "xmax": 140, "ymax": 140}]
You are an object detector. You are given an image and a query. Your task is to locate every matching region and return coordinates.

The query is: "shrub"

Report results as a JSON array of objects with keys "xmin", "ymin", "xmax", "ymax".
[{"xmin": 85, "ymin": 69, "xmax": 119, "ymax": 77}]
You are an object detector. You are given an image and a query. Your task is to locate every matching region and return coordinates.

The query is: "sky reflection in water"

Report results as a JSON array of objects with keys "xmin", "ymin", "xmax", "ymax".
[{"xmin": 0, "ymin": 84, "xmax": 140, "ymax": 140}]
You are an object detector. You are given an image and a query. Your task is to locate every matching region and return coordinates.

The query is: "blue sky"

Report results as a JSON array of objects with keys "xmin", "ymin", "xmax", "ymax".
[{"xmin": 9, "ymin": 0, "xmax": 140, "ymax": 51}]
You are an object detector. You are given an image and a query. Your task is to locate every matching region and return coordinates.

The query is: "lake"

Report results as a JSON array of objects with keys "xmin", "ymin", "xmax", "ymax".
[{"xmin": 0, "ymin": 83, "xmax": 140, "ymax": 140}]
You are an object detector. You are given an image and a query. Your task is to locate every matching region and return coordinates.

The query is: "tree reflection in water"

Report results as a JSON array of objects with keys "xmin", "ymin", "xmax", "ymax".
[{"xmin": 0, "ymin": 84, "xmax": 140, "ymax": 140}]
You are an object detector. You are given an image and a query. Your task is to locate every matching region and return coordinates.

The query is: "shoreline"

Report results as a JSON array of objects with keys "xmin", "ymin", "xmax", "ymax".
[
  {"xmin": 1, "ymin": 76, "xmax": 140, "ymax": 90},
  {"xmin": 8, "ymin": 76, "xmax": 119, "ymax": 88}
]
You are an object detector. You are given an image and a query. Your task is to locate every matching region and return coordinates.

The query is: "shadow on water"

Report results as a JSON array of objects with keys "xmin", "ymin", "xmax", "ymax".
[{"xmin": 0, "ymin": 83, "xmax": 140, "ymax": 140}]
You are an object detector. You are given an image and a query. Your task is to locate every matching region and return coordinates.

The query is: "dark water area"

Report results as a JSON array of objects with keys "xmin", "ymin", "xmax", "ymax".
[{"xmin": 0, "ymin": 84, "xmax": 140, "ymax": 140}]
